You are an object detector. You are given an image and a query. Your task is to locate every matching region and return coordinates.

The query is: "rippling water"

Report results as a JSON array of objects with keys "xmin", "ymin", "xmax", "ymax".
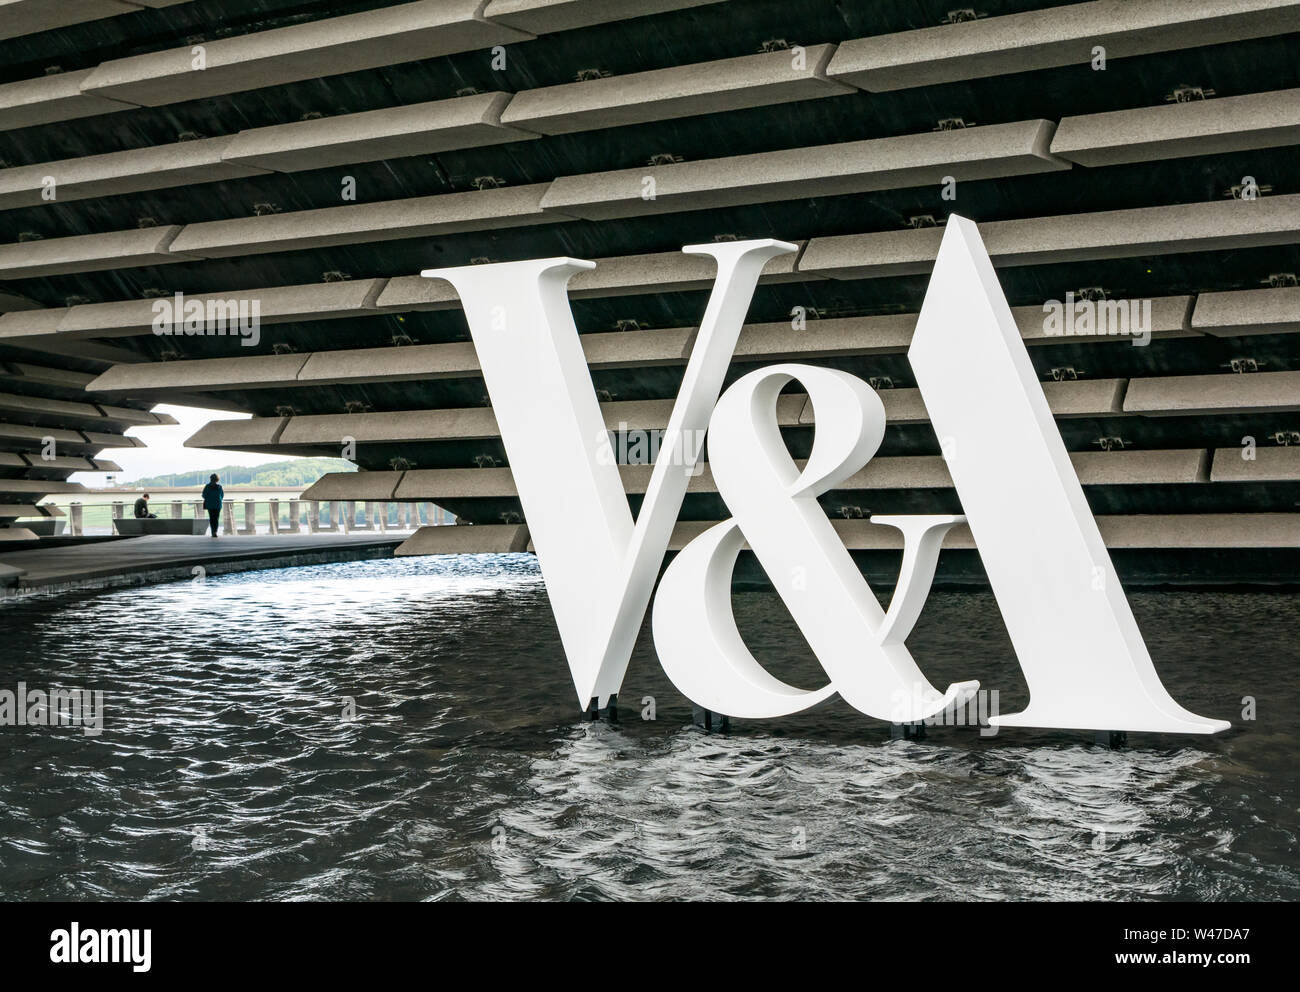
[{"xmin": 1, "ymin": 556, "xmax": 1296, "ymax": 901}]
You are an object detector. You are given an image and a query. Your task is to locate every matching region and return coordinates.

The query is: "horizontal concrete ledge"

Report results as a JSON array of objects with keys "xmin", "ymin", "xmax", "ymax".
[
  {"xmin": 0, "ymin": 93, "xmax": 535, "ymax": 209},
  {"xmin": 79, "ymin": 0, "xmax": 534, "ymax": 108},
  {"xmin": 300, "ymin": 472, "xmax": 401, "ymax": 502},
  {"xmin": 395, "ymin": 523, "xmax": 529, "ymax": 555},
  {"xmin": 0, "ymin": 136, "xmax": 270, "ymax": 210},
  {"xmin": 1211, "ymin": 445, "xmax": 1300, "ymax": 482},
  {"xmin": 0, "ymin": 226, "xmax": 192, "ymax": 280},
  {"xmin": 371, "ymin": 448, "xmax": 1210, "ymax": 501},
  {"xmin": 184, "ymin": 416, "xmax": 286, "ymax": 449},
  {"xmin": 541, "ymin": 119, "xmax": 1068, "ymax": 220},
  {"xmin": 55, "ymin": 279, "xmax": 388, "ymax": 339},
  {"xmin": 501, "ymin": 42, "xmax": 851, "ymax": 135},
  {"xmin": 184, "ymin": 377, "xmax": 1135, "ymax": 453},
  {"xmin": 0, "ymin": 69, "xmax": 136, "ymax": 132},
  {"xmin": 0, "ymin": 504, "xmax": 59, "ymax": 521},
  {"xmin": 484, "ymin": 0, "xmax": 725, "ymax": 33},
  {"xmin": 0, "ymin": 0, "xmax": 195, "ymax": 42},
  {"xmin": 1052, "ymin": 88, "xmax": 1300, "ymax": 167},
  {"xmin": 86, "ymin": 295, "xmax": 1199, "ymax": 395},
  {"xmin": 825, "ymin": 0, "xmax": 1300, "ymax": 92},
  {"xmin": 1192, "ymin": 286, "xmax": 1300, "ymax": 337},
  {"xmin": 222, "ymin": 93, "xmax": 536, "ymax": 173},
  {"xmin": 171, "ymin": 185, "xmax": 563, "ymax": 259},
  {"xmin": 0, "ymin": 137, "xmax": 272, "ymax": 209},
  {"xmin": 0, "ymin": 480, "xmax": 87, "ymax": 496},
  {"xmin": 1125, "ymin": 370, "xmax": 1300, "ymax": 416},
  {"xmin": 799, "ymin": 194, "xmax": 1300, "ymax": 279}
]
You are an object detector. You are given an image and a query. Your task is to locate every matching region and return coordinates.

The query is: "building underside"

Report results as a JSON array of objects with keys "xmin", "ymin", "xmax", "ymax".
[{"xmin": 0, "ymin": 0, "xmax": 1297, "ymax": 582}]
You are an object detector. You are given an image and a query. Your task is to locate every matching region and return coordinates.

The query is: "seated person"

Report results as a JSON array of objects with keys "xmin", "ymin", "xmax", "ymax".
[{"xmin": 133, "ymin": 493, "xmax": 158, "ymax": 519}]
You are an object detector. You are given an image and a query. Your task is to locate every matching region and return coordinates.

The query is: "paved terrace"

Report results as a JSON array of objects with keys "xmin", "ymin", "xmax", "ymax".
[{"xmin": 0, "ymin": 532, "xmax": 407, "ymax": 599}]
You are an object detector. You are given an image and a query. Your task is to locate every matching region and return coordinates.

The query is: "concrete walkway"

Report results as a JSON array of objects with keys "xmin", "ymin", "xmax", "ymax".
[{"xmin": 0, "ymin": 532, "xmax": 408, "ymax": 599}]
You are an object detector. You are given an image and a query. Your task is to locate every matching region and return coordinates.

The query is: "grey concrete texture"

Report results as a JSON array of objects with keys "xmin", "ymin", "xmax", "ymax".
[
  {"xmin": 1192, "ymin": 286, "xmax": 1300, "ymax": 337},
  {"xmin": 0, "ymin": 137, "xmax": 271, "ymax": 209},
  {"xmin": 79, "ymin": 0, "xmax": 534, "ymax": 107},
  {"xmin": 395, "ymin": 522, "xmax": 529, "ymax": 556},
  {"xmin": 0, "ymin": 225, "xmax": 192, "ymax": 279},
  {"xmin": 799, "ymin": 195, "xmax": 1300, "ymax": 279},
  {"xmin": 1124, "ymin": 370, "xmax": 1300, "ymax": 415},
  {"xmin": 502, "ymin": 42, "xmax": 851, "ymax": 135},
  {"xmin": 826, "ymin": 0, "xmax": 1300, "ymax": 91},
  {"xmin": 0, "ymin": 0, "xmax": 194, "ymax": 41},
  {"xmin": 170, "ymin": 185, "xmax": 565, "ymax": 258},
  {"xmin": 1052, "ymin": 88, "xmax": 1300, "ymax": 166},
  {"xmin": 484, "ymin": 0, "xmax": 725, "ymax": 34},
  {"xmin": 1210, "ymin": 446, "xmax": 1300, "ymax": 482},
  {"xmin": 540, "ymin": 120, "xmax": 1068, "ymax": 220}
]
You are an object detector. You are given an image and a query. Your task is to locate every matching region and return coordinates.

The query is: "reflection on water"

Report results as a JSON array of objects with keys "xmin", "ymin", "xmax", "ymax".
[{"xmin": 0, "ymin": 555, "xmax": 1296, "ymax": 900}]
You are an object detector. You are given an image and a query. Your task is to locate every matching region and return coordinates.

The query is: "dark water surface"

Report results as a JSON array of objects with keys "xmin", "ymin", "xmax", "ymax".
[{"xmin": 1, "ymin": 555, "xmax": 1296, "ymax": 901}]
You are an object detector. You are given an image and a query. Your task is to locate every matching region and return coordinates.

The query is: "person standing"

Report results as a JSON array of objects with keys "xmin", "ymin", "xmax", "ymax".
[{"xmin": 202, "ymin": 474, "xmax": 224, "ymax": 538}]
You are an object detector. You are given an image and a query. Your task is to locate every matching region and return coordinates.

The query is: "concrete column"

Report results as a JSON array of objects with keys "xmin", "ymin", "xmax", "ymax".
[
  {"xmin": 69, "ymin": 502, "xmax": 83, "ymax": 537},
  {"xmin": 376, "ymin": 502, "xmax": 388, "ymax": 532},
  {"xmin": 342, "ymin": 500, "xmax": 355, "ymax": 533},
  {"xmin": 222, "ymin": 502, "xmax": 234, "ymax": 534},
  {"xmin": 268, "ymin": 498, "xmax": 280, "ymax": 534},
  {"xmin": 242, "ymin": 500, "xmax": 257, "ymax": 535},
  {"xmin": 289, "ymin": 500, "xmax": 301, "ymax": 532},
  {"xmin": 170, "ymin": 501, "xmax": 182, "ymax": 518},
  {"xmin": 111, "ymin": 501, "xmax": 124, "ymax": 519}
]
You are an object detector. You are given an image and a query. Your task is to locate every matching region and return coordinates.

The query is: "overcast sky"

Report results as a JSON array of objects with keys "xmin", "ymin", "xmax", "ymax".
[{"xmin": 69, "ymin": 404, "xmax": 297, "ymax": 486}]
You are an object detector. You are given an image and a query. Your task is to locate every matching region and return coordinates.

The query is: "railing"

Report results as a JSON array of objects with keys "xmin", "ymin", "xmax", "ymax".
[{"xmin": 51, "ymin": 499, "xmax": 454, "ymax": 537}]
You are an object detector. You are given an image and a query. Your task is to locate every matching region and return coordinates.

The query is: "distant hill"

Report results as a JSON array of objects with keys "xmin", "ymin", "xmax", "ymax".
[{"xmin": 129, "ymin": 458, "xmax": 357, "ymax": 489}]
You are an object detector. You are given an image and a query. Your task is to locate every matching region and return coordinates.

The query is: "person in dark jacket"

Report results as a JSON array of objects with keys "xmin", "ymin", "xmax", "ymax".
[
  {"xmin": 201, "ymin": 474, "xmax": 224, "ymax": 538},
  {"xmin": 133, "ymin": 493, "xmax": 157, "ymax": 518}
]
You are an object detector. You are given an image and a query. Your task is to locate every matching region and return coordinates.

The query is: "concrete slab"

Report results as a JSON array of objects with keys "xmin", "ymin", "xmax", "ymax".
[
  {"xmin": 1125, "ymin": 370, "xmax": 1300, "ymax": 415},
  {"xmin": 799, "ymin": 195, "xmax": 1300, "ymax": 279},
  {"xmin": 184, "ymin": 416, "xmax": 287, "ymax": 450},
  {"xmin": 502, "ymin": 43, "xmax": 851, "ymax": 135},
  {"xmin": 88, "ymin": 354, "xmax": 310, "ymax": 394},
  {"xmin": 485, "ymin": 0, "xmax": 725, "ymax": 33},
  {"xmin": 81, "ymin": 0, "xmax": 534, "ymax": 107},
  {"xmin": 223, "ymin": 93, "xmax": 536, "ymax": 172},
  {"xmin": 300, "ymin": 471, "xmax": 403, "ymax": 501},
  {"xmin": 59, "ymin": 279, "xmax": 388, "ymax": 337},
  {"xmin": 826, "ymin": 0, "xmax": 1300, "ymax": 92},
  {"xmin": 298, "ymin": 343, "xmax": 481, "ymax": 384},
  {"xmin": 1192, "ymin": 286, "xmax": 1300, "ymax": 337},
  {"xmin": 0, "ymin": 69, "xmax": 135, "ymax": 132},
  {"xmin": 0, "ymin": 225, "xmax": 192, "ymax": 279},
  {"xmin": 395, "ymin": 523, "xmax": 528, "ymax": 555},
  {"xmin": 1211, "ymin": 445, "xmax": 1300, "ymax": 482},
  {"xmin": 541, "ymin": 120, "xmax": 1067, "ymax": 220},
  {"xmin": 0, "ymin": 137, "xmax": 272, "ymax": 210},
  {"xmin": 171, "ymin": 185, "xmax": 564, "ymax": 258},
  {"xmin": 1052, "ymin": 88, "xmax": 1300, "ymax": 166}
]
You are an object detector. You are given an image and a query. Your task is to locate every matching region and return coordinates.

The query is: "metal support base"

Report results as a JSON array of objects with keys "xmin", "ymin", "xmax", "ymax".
[
  {"xmin": 691, "ymin": 705, "xmax": 730, "ymax": 733},
  {"xmin": 1094, "ymin": 730, "xmax": 1128, "ymax": 748},
  {"xmin": 587, "ymin": 694, "xmax": 618, "ymax": 723},
  {"xmin": 890, "ymin": 721, "xmax": 926, "ymax": 740}
]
